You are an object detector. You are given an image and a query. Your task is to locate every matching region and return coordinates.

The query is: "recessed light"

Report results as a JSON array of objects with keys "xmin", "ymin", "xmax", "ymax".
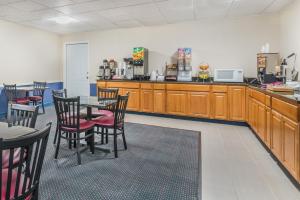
[{"xmin": 48, "ymin": 16, "xmax": 78, "ymax": 24}]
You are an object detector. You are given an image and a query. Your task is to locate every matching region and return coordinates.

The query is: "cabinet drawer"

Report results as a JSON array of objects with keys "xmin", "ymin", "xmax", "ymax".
[
  {"xmin": 272, "ymin": 98, "xmax": 298, "ymax": 122},
  {"xmin": 265, "ymin": 95, "xmax": 271, "ymax": 107},
  {"xmin": 153, "ymin": 83, "xmax": 165, "ymax": 90},
  {"xmin": 251, "ymin": 89, "xmax": 265, "ymax": 104},
  {"xmin": 141, "ymin": 83, "xmax": 153, "ymax": 89},
  {"xmin": 97, "ymin": 81, "xmax": 106, "ymax": 89},
  {"xmin": 212, "ymin": 85, "xmax": 227, "ymax": 93},
  {"xmin": 106, "ymin": 82, "xmax": 140, "ymax": 89},
  {"xmin": 166, "ymin": 84, "xmax": 210, "ymax": 92}
]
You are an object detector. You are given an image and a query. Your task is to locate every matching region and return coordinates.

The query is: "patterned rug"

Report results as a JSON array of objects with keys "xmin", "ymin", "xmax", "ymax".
[{"xmin": 35, "ymin": 107, "xmax": 201, "ymax": 200}]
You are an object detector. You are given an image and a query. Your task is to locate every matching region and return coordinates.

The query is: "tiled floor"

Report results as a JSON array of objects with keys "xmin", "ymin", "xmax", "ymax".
[{"xmin": 125, "ymin": 114, "xmax": 300, "ymax": 200}]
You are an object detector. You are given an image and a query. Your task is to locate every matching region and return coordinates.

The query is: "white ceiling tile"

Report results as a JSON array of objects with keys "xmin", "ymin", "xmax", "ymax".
[
  {"xmin": 0, "ymin": 0, "xmax": 22, "ymax": 5},
  {"xmin": 112, "ymin": 0, "xmax": 152, "ymax": 7},
  {"xmin": 32, "ymin": 0, "xmax": 74, "ymax": 8},
  {"xmin": 71, "ymin": 12, "xmax": 117, "ymax": 29},
  {"xmin": 9, "ymin": 0, "xmax": 48, "ymax": 11},
  {"xmin": 227, "ymin": 0, "xmax": 274, "ymax": 16},
  {"xmin": 55, "ymin": 0, "xmax": 115, "ymax": 14},
  {"xmin": 114, "ymin": 19, "xmax": 142, "ymax": 28},
  {"xmin": 264, "ymin": 0, "xmax": 294, "ymax": 13},
  {"xmin": 0, "ymin": 5, "xmax": 24, "ymax": 16}
]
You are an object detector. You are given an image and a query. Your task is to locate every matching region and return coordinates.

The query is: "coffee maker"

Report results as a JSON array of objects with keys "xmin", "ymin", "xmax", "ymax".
[{"xmin": 257, "ymin": 53, "xmax": 280, "ymax": 83}]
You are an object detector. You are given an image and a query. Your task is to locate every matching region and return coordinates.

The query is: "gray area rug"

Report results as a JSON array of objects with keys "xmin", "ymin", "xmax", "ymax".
[{"xmin": 34, "ymin": 107, "xmax": 201, "ymax": 200}]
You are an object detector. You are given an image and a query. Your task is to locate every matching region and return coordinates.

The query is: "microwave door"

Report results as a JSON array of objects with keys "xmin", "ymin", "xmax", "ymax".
[{"xmin": 216, "ymin": 70, "xmax": 234, "ymax": 81}]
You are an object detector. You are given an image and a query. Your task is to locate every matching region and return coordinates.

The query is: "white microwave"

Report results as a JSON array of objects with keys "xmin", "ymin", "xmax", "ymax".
[{"xmin": 214, "ymin": 69, "xmax": 244, "ymax": 82}]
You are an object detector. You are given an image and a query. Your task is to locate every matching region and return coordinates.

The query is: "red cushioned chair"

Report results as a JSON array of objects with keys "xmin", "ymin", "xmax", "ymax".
[
  {"xmin": 29, "ymin": 81, "xmax": 47, "ymax": 114},
  {"xmin": 92, "ymin": 94, "xmax": 129, "ymax": 158},
  {"xmin": 3, "ymin": 84, "xmax": 30, "ymax": 105},
  {"xmin": 53, "ymin": 96, "xmax": 95, "ymax": 165},
  {"xmin": 0, "ymin": 123, "xmax": 51, "ymax": 200}
]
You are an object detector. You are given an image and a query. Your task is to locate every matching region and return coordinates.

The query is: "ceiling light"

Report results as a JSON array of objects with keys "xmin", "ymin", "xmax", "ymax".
[{"xmin": 48, "ymin": 16, "xmax": 78, "ymax": 24}]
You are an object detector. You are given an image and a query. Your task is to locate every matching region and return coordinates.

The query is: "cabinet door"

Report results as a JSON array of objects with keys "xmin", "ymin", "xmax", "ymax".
[
  {"xmin": 211, "ymin": 92, "xmax": 228, "ymax": 120},
  {"xmin": 187, "ymin": 92, "xmax": 210, "ymax": 118},
  {"xmin": 282, "ymin": 116, "xmax": 299, "ymax": 180},
  {"xmin": 265, "ymin": 107, "xmax": 271, "ymax": 148},
  {"xmin": 166, "ymin": 91, "xmax": 187, "ymax": 115},
  {"xmin": 271, "ymin": 110, "xmax": 283, "ymax": 160},
  {"xmin": 140, "ymin": 90, "xmax": 153, "ymax": 113},
  {"xmin": 123, "ymin": 88, "xmax": 140, "ymax": 111},
  {"xmin": 257, "ymin": 103, "xmax": 266, "ymax": 141},
  {"xmin": 228, "ymin": 86, "xmax": 245, "ymax": 121},
  {"xmin": 153, "ymin": 90, "xmax": 165, "ymax": 113}
]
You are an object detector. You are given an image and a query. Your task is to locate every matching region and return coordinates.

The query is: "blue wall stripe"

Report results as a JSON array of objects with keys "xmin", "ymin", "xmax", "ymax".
[
  {"xmin": 0, "ymin": 82, "xmax": 63, "ymax": 118},
  {"xmin": 90, "ymin": 83, "xmax": 97, "ymax": 96}
]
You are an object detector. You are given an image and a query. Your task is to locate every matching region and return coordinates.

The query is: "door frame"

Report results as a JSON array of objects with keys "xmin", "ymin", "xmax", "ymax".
[{"xmin": 63, "ymin": 41, "xmax": 90, "ymax": 94}]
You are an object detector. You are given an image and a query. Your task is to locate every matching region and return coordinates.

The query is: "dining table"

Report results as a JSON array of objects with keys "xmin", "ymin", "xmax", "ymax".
[
  {"xmin": 16, "ymin": 85, "xmax": 50, "ymax": 97},
  {"xmin": 0, "ymin": 122, "xmax": 38, "ymax": 140},
  {"xmin": 80, "ymin": 96, "xmax": 118, "ymax": 153}
]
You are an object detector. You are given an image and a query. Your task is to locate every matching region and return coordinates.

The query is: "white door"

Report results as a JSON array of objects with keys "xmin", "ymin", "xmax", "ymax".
[{"xmin": 65, "ymin": 43, "xmax": 89, "ymax": 97}]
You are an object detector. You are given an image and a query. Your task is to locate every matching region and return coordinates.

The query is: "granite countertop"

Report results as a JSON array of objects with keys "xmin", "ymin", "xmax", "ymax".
[{"xmin": 97, "ymin": 79, "xmax": 300, "ymax": 105}]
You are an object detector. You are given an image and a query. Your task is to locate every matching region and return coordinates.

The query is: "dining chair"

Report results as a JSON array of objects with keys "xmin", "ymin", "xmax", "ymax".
[
  {"xmin": 7, "ymin": 104, "xmax": 39, "ymax": 129},
  {"xmin": 0, "ymin": 123, "xmax": 51, "ymax": 200},
  {"xmin": 53, "ymin": 96, "xmax": 95, "ymax": 165},
  {"xmin": 52, "ymin": 89, "xmax": 67, "ymax": 144},
  {"xmin": 3, "ymin": 84, "xmax": 30, "ymax": 105},
  {"xmin": 92, "ymin": 94, "xmax": 129, "ymax": 158},
  {"xmin": 29, "ymin": 81, "xmax": 47, "ymax": 114}
]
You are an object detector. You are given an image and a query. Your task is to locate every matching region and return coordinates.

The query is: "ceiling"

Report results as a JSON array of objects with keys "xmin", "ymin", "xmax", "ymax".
[{"xmin": 0, "ymin": 0, "xmax": 294, "ymax": 34}]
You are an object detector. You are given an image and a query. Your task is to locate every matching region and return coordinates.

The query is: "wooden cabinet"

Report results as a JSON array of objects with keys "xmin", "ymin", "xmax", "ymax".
[
  {"xmin": 257, "ymin": 102, "xmax": 266, "ymax": 141},
  {"xmin": 271, "ymin": 110, "xmax": 283, "ymax": 160},
  {"xmin": 123, "ymin": 88, "xmax": 140, "ymax": 111},
  {"xmin": 228, "ymin": 86, "xmax": 245, "ymax": 121},
  {"xmin": 140, "ymin": 90, "xmax": 153, "ymax": 113},
  {"xmin": 187, "ymin": 92, "xmax": 210, "ymax": 118},
  {"xmin": 153, "ymin": 90, "xmax": 165, "ymax": 113},
  {"xmin": 211, "ymin": 92, "xmax": 228, "ymax": 120},
  {"xmin": 166, "ymin": 91, "xmax": 187, "ymax": 116},
  {"xmin": 282, "ymin": 116, "xmax": 299, "ymax": 180},
  {"xmin": 265, "ymin": 107, "xmax": 271, "ymax": 148}
]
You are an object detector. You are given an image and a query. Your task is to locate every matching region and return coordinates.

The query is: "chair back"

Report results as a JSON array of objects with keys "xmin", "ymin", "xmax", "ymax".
[
  {"xmin": 0, "ymin": 123, "xmax": 51, "ymax": 200},
  {"xmin": 97, "ymin": 88, "xmax": 118, "ymax": 100},
  {"xmin": 53, "ymin": 96, "xmax": 80, "ymax": 130},
  {"xmin": 52, "ymin": 89, "xmax": 67, "ymax": 98},
  {"xmin": 33, "ymin": 82, "xmax": 46, "ymax": 97},
  {"xmin": 114, "ymin": 94, "xmax": 129, "ymax": 126},
  {"xmin": 3, "ymin": 84, "xmax": 17, "ymax": 102},
  {"xmin": 7, "ymin": 104, "xmax": 39, "ymax": 128}
]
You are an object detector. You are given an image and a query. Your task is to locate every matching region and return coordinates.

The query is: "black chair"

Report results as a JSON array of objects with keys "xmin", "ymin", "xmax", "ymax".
[
  {"xmin": 7, "ymin": 104, "xmax": 39, "ymax": 129},
  {"xmin": 53, "ymin": 96, "xmax": 95, "ymax": 165},
  {"xmin": 92, "ymin": 94, "xmax": 129, "ymax": 158},
  {"xmin": 0, "ymin": 123, "xmax": 51, "ymax": 200},
  {"xmin": 29, "ymin": 82, "xmax": 47, "ymax": 114},
  {"xmin": 3, "ymin": 84, "xmax": 30, "ymax": 105},
  {"xmin": 52, "ymin": 89, "xmax": 67, "ymax": 144}
]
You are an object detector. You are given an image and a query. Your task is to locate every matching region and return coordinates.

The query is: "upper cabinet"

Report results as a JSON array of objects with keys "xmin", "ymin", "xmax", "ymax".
[{"xmin": 228, "ymin": 86, "xmax": 246, "ymax": 121}]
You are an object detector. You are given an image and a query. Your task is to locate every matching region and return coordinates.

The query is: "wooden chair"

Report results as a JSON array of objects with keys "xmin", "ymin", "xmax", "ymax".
[
  {"xmin": 92, "ymin": 94, "xmax": 129, "ymax": 158},
  {"xmin": 52, "ymin": 89, "xmax": 67, "ymax": 144},
  {"xmin": 0, "ymin": 123, "xmax": 51, "ymax": 200},
  {"xmin": 29, "ymin": 82, "xmax": 47, "ymax": 114},
  {"xmin": 3, "ymin": 84, "xmax": 30, "ymax": 105},
  {"xmin": 7, "ymin": 104, "xmax": 39, "ymax": 129},
  {"xmin": 53, "ymin": 96, "xmax": 95, "ymax": 165}
]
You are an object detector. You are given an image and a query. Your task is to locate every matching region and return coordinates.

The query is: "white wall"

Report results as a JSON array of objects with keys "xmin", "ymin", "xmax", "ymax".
[
  {"xmin": 280, "ymin": 0, "xmax": 300, "ymax": 77},
  {"xmin": 62, "ymin": 14, "xmax": 280, "ymax": 82},
  {"xmin": 0, "ymin": 20, "xmax": 62, "ymax": 84}
]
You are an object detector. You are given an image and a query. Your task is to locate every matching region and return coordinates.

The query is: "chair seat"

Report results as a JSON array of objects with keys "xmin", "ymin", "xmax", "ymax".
[
  {"xmin": 29, "ymin": 96, "xmax": 42, "ymax": 101},
  {"xmin": 92, "ymin": 110, "xmax": 114, "ymax": 117},
  {"xmin": 15, "ymin": 98, "xmax": 30, "ymax": 105},
  {"xmin": 61, "ymin": 119, "xmax": 95, "ymax": 132},
  {"xmin": 1, "ymin": 169, "xmax": 30, "ymax": 200},
  {"xmin": 2, "ymin": 148, "xmax": 25, "ymax": 169},
  {"xmin": 92, "ymin": 116, "xmax": 121, "ymax": 128}
]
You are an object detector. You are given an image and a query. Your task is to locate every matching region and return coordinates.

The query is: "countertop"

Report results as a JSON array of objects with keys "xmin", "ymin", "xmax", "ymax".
[{"xmin": 97, "ymin": 79, "xmax": 300, "ymax": 105}]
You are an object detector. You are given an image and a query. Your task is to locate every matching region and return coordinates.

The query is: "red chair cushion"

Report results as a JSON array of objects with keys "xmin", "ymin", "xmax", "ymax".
[
  {"xmin": 29, "ymin": 96, "xmax": 42, "ymax": 101},
  {"xmin": 2, "ymin": 148, "xmax": 25, "ymax": 169},
  {"xmin": 92, "ymin": 116, "xmax": 122, "ymax": 128},
  {"xmin": 93, "ymin": 110, "xmax": 114, "ymax": 117},
  {"xmin": 60, "ymin": 119, "xmax": 95, "ymax": 132},
  {"xmin": 15, "ymin": 98, "xmax": 30, "ymax": 105},
  {"xmin": 1, "ymin": 169, "xmax": 31, "ymax": 200}
]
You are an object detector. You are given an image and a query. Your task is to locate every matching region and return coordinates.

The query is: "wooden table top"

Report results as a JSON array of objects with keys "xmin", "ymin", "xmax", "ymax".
[
  {"xmin": 0, "ymin": 122, "xmax": 38, "ymax": 140},
  {"xmin": 80, "ymin": 96, "xmax": 117, "ymax": 109}
]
